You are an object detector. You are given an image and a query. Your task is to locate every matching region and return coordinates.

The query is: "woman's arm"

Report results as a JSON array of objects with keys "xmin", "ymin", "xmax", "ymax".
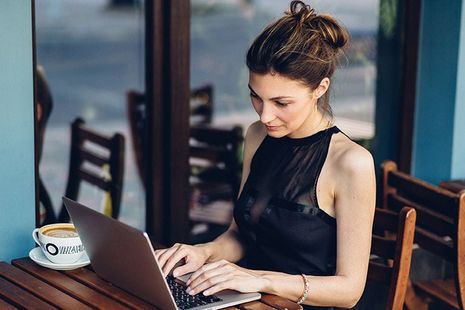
[
  {"xmin": 187, "ymin": 143, "xmax": 376, "ymax": 309},
  {"xmin": 199, "ymin": 221, "xmax": 243, "ymax": 264},
  {"xmin": 260, "ymin": 144, "xmax": 376, "ymax": 308}
]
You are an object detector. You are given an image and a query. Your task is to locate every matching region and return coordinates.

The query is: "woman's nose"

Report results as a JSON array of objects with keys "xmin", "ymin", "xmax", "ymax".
[{"xmin": 259, "ymin": 102, "xmax": 275, "ymax": 124}]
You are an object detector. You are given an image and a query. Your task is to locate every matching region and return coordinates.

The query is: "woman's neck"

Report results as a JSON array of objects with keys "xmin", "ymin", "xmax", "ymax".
[{"xmin": 288, "ymin": 112, "xmax": 331, "ymax": 139}]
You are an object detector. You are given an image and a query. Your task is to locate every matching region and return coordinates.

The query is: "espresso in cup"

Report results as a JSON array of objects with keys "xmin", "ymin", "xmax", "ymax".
[
  {"xmin": 43, "ymin": 226, "xmax": 79, "ymax": 238},
  {"xmin": 32, "ymin": 223, "xmax": 85, "ymax": 264}
]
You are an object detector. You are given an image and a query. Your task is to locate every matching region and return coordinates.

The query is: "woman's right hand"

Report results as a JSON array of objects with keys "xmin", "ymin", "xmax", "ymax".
[{"xmin": 155, "ymin": 243, "xmax": 211, "ymax": 277}]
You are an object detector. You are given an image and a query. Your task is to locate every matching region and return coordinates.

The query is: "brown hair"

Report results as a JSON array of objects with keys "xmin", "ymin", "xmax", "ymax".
[{"xmin": 246, "ymin": 1, "xmax": 349, "ymax": 118}]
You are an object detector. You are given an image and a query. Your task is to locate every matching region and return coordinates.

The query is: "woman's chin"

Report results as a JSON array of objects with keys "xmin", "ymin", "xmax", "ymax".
[{"xmin": 266, "ymin": 130, "xmax": 287, "ymax": 138}]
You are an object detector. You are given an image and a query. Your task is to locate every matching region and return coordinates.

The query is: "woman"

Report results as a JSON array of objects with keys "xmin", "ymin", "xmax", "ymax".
[{"xmin": 156, "ymin": 1, "xmax": 376, "ymax": 308}]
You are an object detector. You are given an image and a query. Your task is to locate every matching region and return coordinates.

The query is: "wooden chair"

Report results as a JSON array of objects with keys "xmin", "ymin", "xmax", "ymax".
[
  {"xmin": 189, "ymin": 84, "xmax": 213, "ymax": 125},
  {"xmin": 189, "ymin": 125, "xmax": 243, "ymax": 226},
  {"xmin": 126, "ymin": 87, "xmax": 242, "ymax": 234},
  {"xmin": 189, "ymin": 125, "xmax": 243, "ymax": 194},
  {"xmin": 58, "ymin": 118, "xmax": 125, "ymax": 222},
  {"xmin": 367, "ymin": 207, "xmax": 416, "ymax": 310},
  {"xmin": 126, "ymin": 90, "xmax": 147, "ymax": 184},
  {"xmin": 126, "ymin": 84, "xmax": 214, "ymax": 186},
  {"xmin": 381, "ymin": 160, "xmax": 465, "ymax": 309}
]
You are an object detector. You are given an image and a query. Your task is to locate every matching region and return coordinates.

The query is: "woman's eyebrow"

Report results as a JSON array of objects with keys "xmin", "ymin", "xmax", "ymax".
[{"xmin": 248, "ymin": 84, "xmax": 294, "ymax": 100}]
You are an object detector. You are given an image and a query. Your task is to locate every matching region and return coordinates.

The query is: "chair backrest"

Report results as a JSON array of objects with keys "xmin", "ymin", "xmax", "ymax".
[
  {"xmin": 381, "ymin": 160, "xmax": 465, "ymax": 308},
  {"xmin": 126, "ymin": 84, "xmax": 214, "ymax": 187},
  {"xmin": 190, "ymin": 84, "xmax": 213, "ymax": 125},
  {"xmin": 368, "ymin": 207, "xmax": 416, "ymax": 310},
  {"xmin": 126, "ymin": 90, "xmax": 146, "ymax": 184},
  {"xmin": 189, "ymin": 125, "xmax": 243, "ymax": 200},
  {"xmin": 58, "ymin": 118, "xmax": 125, "ymax": 221}
]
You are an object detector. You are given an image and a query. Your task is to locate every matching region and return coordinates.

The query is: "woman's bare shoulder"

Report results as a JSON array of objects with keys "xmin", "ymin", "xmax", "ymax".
[
  {"xmin": 244, "ymin": 121, "xmax": 266, "ymax": 149},
  {"xmin": 330, "ymin": 133, "xmax": 374, "ymax": 176},
  {"xmin": 328, "ymin": 133, "xmax": 376, "ymax": 214},
  {"xmin": 242, "ymin": 121, "xmax": 267, "ymax": 165},
  {"xmin": 246, "ymin": 121, "xmax": 266, "ymax": 140}
]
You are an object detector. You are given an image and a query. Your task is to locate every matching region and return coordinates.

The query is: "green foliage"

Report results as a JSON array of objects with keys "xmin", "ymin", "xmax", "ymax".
[
  {"xmin": 355, "ymin": 138, "xmax": 373, "ymax": 153},
  {"xmin": 379, "ymin": 0, "xmax": 398, "ymax": 38}
]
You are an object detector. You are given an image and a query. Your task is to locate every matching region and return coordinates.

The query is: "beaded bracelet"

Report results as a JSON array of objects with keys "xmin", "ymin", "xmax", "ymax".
[{"xmin": 297, "ymin": 274, "xmax": 310, "ymax": 304}]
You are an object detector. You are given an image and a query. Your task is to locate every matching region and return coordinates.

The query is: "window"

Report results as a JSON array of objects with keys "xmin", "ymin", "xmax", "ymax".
[
  {"xmin": 36, "ymin": 0, "xmax": 146, "ymax": 229},
  {"xmin": 191, "ymin": 0, "xmax": 378, "ymax": 140}
]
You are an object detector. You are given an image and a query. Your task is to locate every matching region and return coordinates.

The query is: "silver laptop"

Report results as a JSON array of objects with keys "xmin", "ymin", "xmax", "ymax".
[{"xmin": 63, "ymin": 197, "xmax": 261, "ymax": 310}]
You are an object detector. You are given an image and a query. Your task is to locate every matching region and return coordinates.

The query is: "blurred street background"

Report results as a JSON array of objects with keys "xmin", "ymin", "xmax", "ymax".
[{"xmin": 36, "ymin": 0, "xmax": 378, "ymax": 230}]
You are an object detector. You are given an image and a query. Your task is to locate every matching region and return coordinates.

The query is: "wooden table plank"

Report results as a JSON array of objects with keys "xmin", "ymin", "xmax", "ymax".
[
  {"xmin": 0, "ymin": 297, "xmax": 20, "ymax": 310},
  {"xmin": 260, "ymin": 294, "xmax": 302, "ymax": 310},
  {"xmin": 64, "ymin": 265, "xmax": 156, "ymax": 309},
  {"xmin": 0, "ymin": 276, "xmax": 57, "ymax": 310},
  {"xmin": 7, "ymin": 256, "xmax": 299, "ymax": 310},
  {"xmin": 0, "ymin": 262, "xmax": 92, "ymax": 310},
  {"xmin": 237, "ymin": 300, "xmax": 276, "ymax": 310},
  {"xmin": 12, "ymin": 258, "xmax": 129, "ymax": 310}
]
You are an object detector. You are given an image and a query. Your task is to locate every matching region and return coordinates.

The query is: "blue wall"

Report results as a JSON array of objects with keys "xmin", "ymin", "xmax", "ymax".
[
  {"xmin": 0, "ymin": 1, "xmax": 36, "ymax": 261},
  {"xmin": 373, "ymin": 0, "xmax": 405, "ymax": 170},
  {"xmin": 452, "ymin": 0, "xmax": 465, "ymax": 179},
  {"xmin": 412, "ymin": 0, "xmax": 465, "ymax": 183}
]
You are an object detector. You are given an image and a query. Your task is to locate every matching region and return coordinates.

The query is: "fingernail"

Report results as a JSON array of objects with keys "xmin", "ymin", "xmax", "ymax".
[
  {"xmin": 204, "ymin": 290, "xmax": 210, "ymax": 296},
  {"xmin": 186, "ymin": 287, "xmax": 191, "ymax": 294},
  {"xmin": 173, "ymin": 271, "xmax": 178, "ymax": 277}
]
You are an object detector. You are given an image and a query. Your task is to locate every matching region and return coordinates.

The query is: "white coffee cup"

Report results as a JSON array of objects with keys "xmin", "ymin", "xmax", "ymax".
[{"xmin": 32, "ymin": 223, "xmax": 85, "ymax": 264}]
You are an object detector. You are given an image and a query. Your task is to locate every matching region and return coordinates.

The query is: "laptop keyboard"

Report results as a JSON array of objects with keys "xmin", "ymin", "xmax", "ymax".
[{"xmin": 167, "ymin": 276, "xmax": 222, "ymax": 310}]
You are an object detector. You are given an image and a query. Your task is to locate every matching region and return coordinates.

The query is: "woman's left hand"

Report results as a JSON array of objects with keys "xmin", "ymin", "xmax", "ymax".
[{"xmin": 185, "ymin": 259, "xmax": 266, "ymax": 296}]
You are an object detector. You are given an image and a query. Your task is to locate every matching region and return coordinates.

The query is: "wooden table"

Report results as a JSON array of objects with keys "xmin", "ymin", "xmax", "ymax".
[{"xmin": 0, "ymin": 258, "xmax": 302, "ymax": 309}]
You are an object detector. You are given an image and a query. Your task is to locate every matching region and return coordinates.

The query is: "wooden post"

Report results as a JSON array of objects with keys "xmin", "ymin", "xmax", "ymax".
[{"xmin": 145, "ymin": 0, "xmax": 190, "ymax": 245}]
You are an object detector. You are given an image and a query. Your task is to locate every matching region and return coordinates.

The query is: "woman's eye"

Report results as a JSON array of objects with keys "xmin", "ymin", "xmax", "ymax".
[
  {"xmin": 249, "ymin": 93, "xmax": 261, "ymax": 103},
  {"xmin": 275, "ymin": 101, "xmax": 288, "ymax": 107}
]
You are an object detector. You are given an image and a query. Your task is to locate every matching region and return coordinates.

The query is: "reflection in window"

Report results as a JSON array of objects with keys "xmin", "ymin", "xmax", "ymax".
[
  {"xmin": 36, "ymin": 0, "xmax": 145, "ymax": 229},
  {"xmin": 191, "ymin": 0, "xmax": 378, "ymax": 140}
]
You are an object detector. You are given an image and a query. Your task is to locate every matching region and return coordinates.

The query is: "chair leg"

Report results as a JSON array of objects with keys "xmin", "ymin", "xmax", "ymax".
[{"xmin": 404, "ymin": 280, "xmax": 429, "ymax": 310}]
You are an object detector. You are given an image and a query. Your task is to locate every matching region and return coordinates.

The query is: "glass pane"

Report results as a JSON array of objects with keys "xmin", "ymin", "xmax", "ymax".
[
  {"xmin": 191, "ymin": 0, "xmax": 378, "ymax": 140},
  {"xmin": 36, "ymin": 0, "xmax": 146, "ymax": 229},
  {"xmin": 189, "ymin": 0, "xmax": 378, "ymax": 240}
]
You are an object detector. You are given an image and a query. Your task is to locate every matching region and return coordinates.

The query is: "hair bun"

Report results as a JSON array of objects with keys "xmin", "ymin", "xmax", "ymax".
[
  {"xmin": 312, "ymin": 14, "xmax": 349, "ymax": 49},
  {"xmin": 288, "ymin": 1, "xmax": 349, "ymax": 50},
  {"xmin": 289, "ymin": 1, "xmax": 317, "ymax": 25}
]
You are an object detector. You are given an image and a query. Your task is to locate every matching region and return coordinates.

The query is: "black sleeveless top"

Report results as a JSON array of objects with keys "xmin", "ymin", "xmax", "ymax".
[{"xmin": 234, "ymin": 126, "xmax": 340, "ymax": 310}]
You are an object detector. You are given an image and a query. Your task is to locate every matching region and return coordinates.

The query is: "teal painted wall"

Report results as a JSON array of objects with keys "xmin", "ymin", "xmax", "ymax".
[
  {"xmin": 412, "ymin": 0, "xmax": 464, "ymax": 183},
  {"xmin": 373, "ymin": 0, "xmax": 405, "ymax": 169},
  {"xmin": 0, "ymin": 2, "xmax": 36, "ymax": 261},
  {"xmin": 452, "ymin": 1, "xmax": 465, "ymax": 179}
]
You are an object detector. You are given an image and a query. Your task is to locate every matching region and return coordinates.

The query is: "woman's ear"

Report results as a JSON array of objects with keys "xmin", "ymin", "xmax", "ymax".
[{"xmin": 314, "ymin": 77, "xmax": 330, "ymax": 99}]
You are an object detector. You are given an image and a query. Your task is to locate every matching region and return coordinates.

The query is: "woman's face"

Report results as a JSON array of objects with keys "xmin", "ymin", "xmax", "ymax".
[{"xmin": 248, "ymin": 71, "xmax": 326, "ymax": 138}]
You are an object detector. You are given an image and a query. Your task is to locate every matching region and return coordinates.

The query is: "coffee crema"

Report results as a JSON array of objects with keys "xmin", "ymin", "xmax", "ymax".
[{"xmin": 43, "ymin": 228, "xmax": 78, "ymax": 238}]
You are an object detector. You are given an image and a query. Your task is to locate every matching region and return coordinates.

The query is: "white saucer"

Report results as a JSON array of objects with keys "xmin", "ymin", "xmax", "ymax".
[{"xmin": 29, "ymin": 247, "xmax": 90, "ymax": 271}]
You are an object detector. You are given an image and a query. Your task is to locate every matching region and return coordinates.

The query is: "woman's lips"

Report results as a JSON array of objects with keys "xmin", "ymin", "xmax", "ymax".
[{"xmin": 266, "ymin": 125, "xmax": 281, "ymax": 131}]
